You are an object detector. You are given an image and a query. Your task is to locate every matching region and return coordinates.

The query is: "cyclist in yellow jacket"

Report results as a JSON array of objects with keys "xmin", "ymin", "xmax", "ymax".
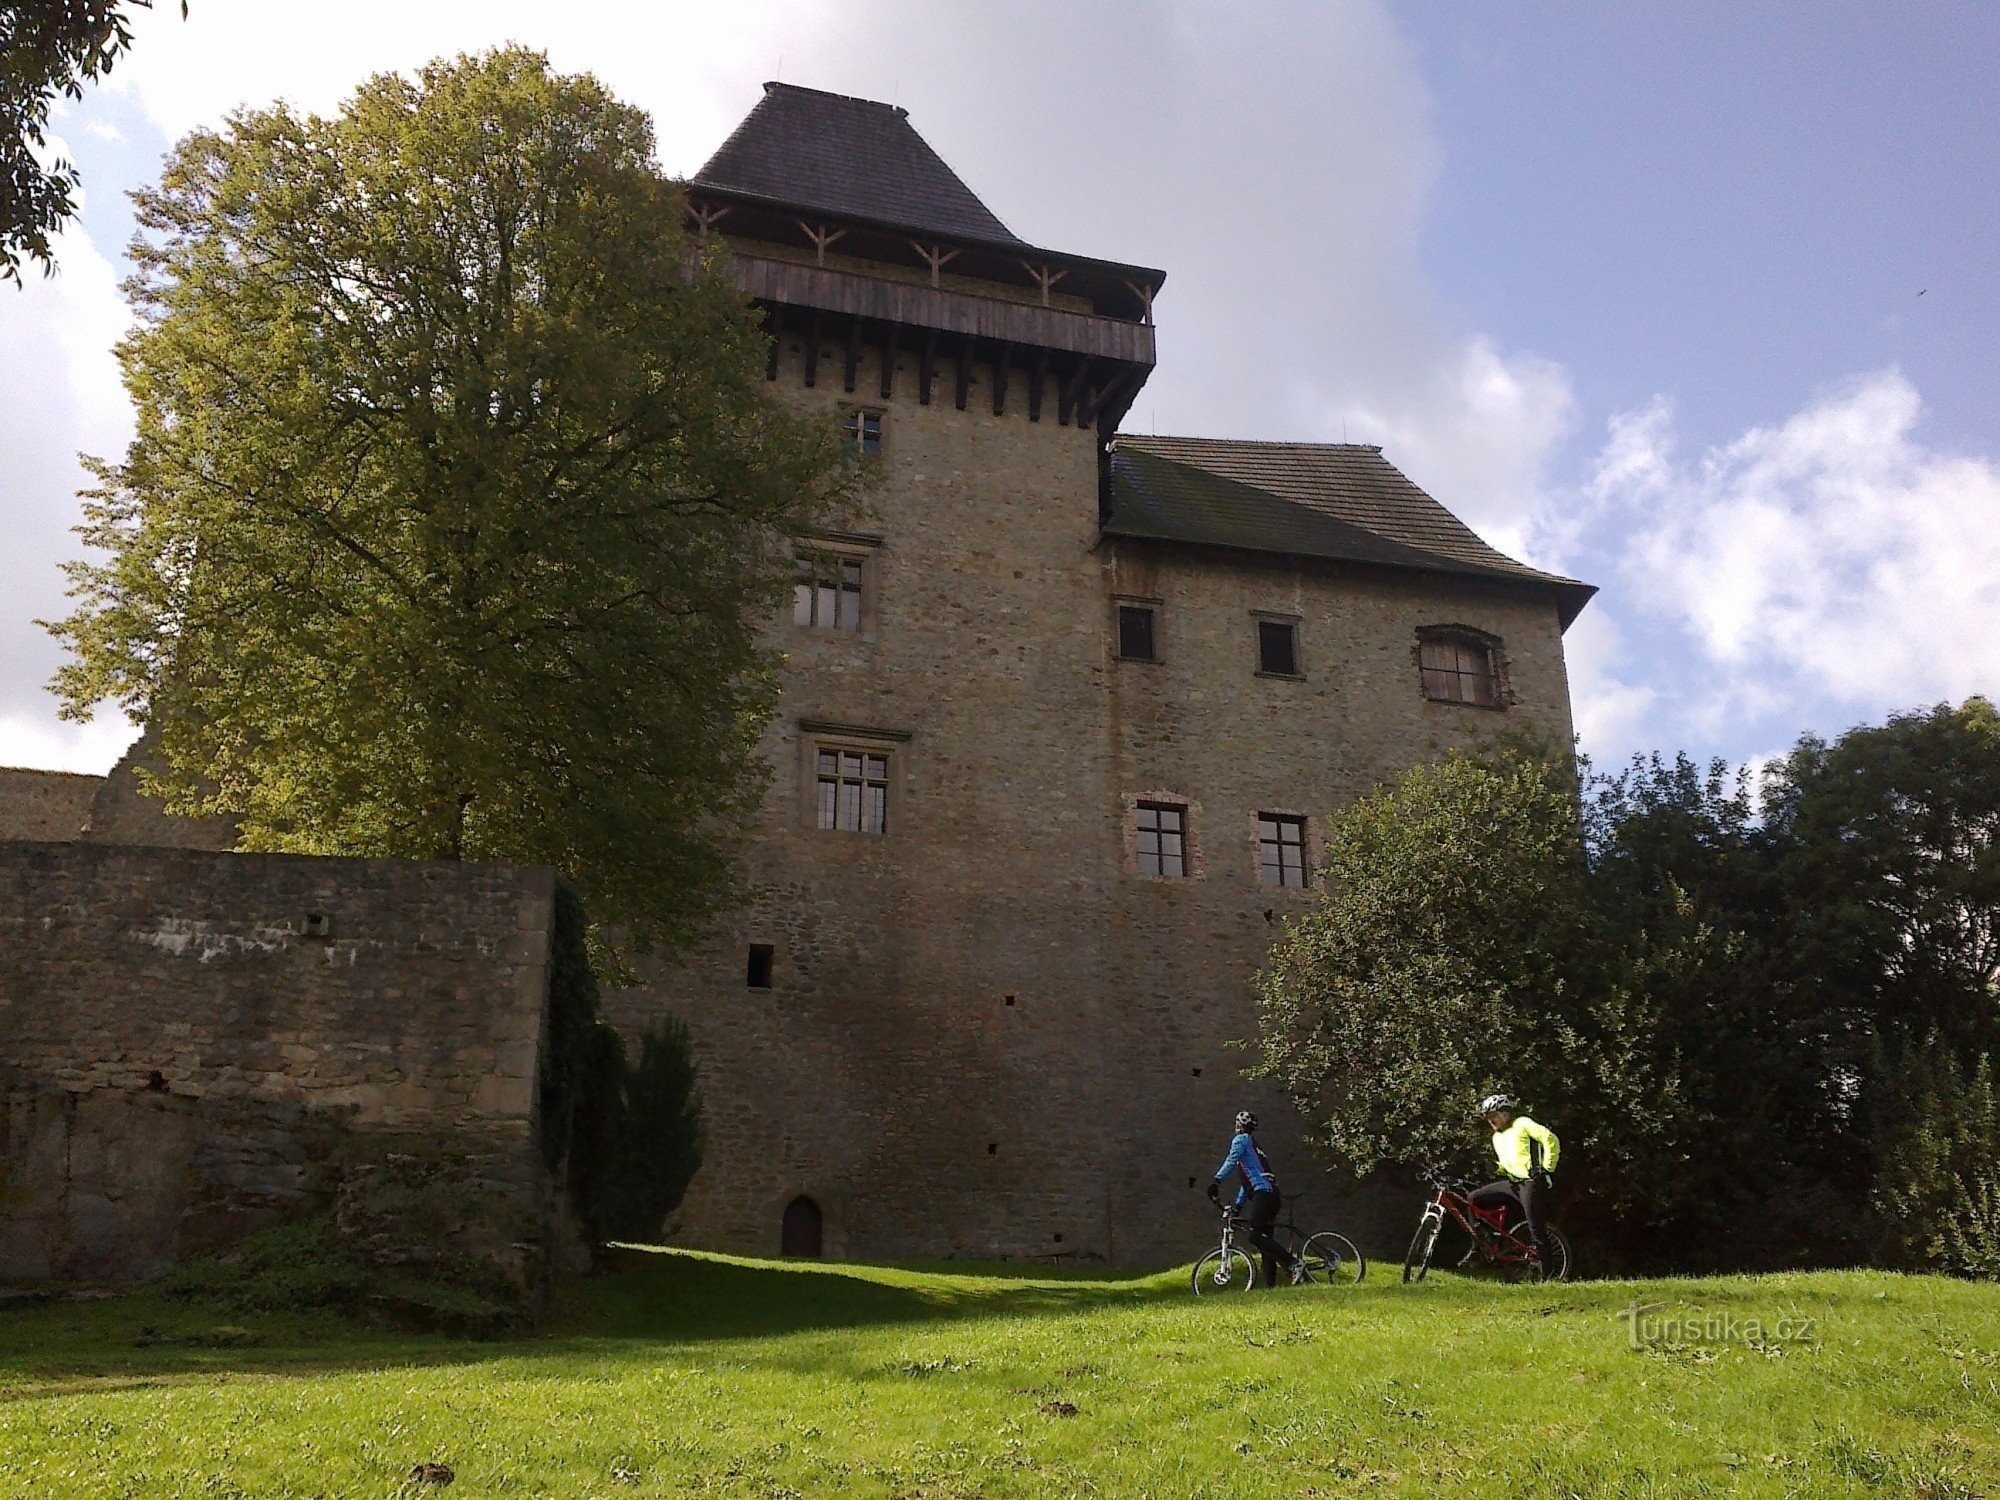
[{"xmin": 1468, "ymin": 1093, "xmax": 1559, "ymax": 1269}]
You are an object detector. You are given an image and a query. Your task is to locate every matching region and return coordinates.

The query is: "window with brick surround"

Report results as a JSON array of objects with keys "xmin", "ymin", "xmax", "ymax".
[
  {"xmin": 1135, "ymin": 801, "xmax": 1188, "ymax": 877},
  {"xmin": 842, "ymin": 407, "xmax": 884, "ymax": 456},
  {"xmin": 817, "ymin": 748, "xmax": 889, "ymax": 834},
  {"xmin": 795, "ymin": 550, "xmax": 864, "ymax": 631},
  {"xmin": 1257, "ymin": 618, "xmax": 1299, "ymax": 677},
  {"xmin": 1417, "ymin": 629, "xmax": 1503, "ymax": 708},
  {"xmin": 1257, "ymin": 814, "xmax": 1308, "ymax": 888},
  {"xmin": 1117, "ymin": 603, "xmax": 1158, "ymax": 662}
]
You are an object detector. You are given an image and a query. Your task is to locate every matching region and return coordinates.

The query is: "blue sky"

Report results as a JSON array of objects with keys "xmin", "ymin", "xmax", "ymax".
[{"xmin": 2, "ymin": 1, "xmax": 1994, "ymax": 775}]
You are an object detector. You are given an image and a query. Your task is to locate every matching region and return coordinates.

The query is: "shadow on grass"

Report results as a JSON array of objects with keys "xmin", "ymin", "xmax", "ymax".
[{"xmin": 0, "ymin": 1245, "xmax": 1182, "ymax": 1397}]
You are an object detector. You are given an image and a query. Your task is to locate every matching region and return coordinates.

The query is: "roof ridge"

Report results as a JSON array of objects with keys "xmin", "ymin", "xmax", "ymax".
[
  {"xmin": 759, "ymin": 81, "xmax": 909, "ymax": 117},
  {"xmin": 1121, "ymin": 434, "xmax": 1385, "ymax": 454}
]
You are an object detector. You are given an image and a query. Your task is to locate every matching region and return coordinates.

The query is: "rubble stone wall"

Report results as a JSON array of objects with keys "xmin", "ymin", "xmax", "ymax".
[{"xmin": 0, "ymin": 840, "xmax": 559, "ymax": 1290}]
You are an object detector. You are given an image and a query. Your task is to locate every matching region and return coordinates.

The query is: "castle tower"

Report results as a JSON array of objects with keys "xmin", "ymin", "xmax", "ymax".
[{"xmin": 615, "ymin": 85, "xmax": 1593, "ymax": 1266}]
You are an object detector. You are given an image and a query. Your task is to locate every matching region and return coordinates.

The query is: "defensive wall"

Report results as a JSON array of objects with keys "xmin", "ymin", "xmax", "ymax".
[{"xmin": 0, "ymin": 839, "xmax": 565, "ymax": 1295}]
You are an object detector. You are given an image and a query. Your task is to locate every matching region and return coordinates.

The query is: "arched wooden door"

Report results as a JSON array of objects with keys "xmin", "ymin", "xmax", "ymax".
[{"xmin": 781, "ymin": 1195, "xmax": 823, "ymax": 1258}]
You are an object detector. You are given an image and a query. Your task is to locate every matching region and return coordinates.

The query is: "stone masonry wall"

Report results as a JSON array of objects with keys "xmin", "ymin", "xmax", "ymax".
[
  {"xmin": 0, "ymin": 840, "xmax": 559, "ymax": 1290},
  {"xmin": 0, "ymin": 769, "xmax": 100, "ymax": 842},
  {"xmin": 613, "ymin": 321, "xmax": 1580, "ymax": 1269}
]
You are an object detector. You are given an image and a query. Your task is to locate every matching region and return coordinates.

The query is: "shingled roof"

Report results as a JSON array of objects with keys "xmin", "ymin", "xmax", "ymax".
[
  {"xmin": 693, "ymin": 83, "xmax": 1024, "ymax": 246},
  {"xmin": 1107, "ymin": 437, "xmax": 1594, "ymax": 627}
]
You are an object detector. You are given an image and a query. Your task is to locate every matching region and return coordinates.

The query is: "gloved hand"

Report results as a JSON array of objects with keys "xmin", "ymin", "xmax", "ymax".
[
  {"xmin": 1532, "ymin": 1168, "xmax": 1554, "ymax": 1193},
  {"xmin": 1205, "ymin": 1180, "xmax": 1221, "ymax": 1204}
]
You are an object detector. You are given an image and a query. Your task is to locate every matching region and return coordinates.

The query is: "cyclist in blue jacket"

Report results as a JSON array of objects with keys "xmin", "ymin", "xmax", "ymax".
[{"xmin": 1207, "ymin": 1110, "xmax": 1306, "ymax": 1286}]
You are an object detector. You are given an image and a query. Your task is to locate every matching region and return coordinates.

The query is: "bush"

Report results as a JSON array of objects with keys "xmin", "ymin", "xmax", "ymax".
[{"xmin": 1873, "ymin": 1046, "xmax": 2000, "ymax": 1279}]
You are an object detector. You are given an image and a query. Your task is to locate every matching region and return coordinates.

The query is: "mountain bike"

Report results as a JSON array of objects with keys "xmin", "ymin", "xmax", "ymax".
[
  {"xmin": 1401, "ymin": 1172, "xmax": 1572, "ymax": 1284},
  {"xmin": 1273, "ymin": 1190, "xmax": 1366, "ymax": 1286},
  {"xmin": 1191, "ymin": 1200, "xmax": 1367, "ymax": 1294}
]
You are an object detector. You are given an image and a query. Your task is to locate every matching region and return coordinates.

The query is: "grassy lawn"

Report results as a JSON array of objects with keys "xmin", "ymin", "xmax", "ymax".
[{"xmin": 4, "ymin": 1249, "xmax": 1998, "ymax": 1498}]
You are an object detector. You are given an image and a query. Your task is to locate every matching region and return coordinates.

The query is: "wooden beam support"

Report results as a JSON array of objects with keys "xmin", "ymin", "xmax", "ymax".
[
  {"xmin": 879, "ymin": 321, "xmax": 898, "ymax": 401},
  {"xmin": 910, "ymin": 240, "xmax": 960, "ymax": 287},
  {"xmin": 1022, "ymin": 260, "xmax": 1070, "ymax": 307},
  {"xmin": 1027, "ymin": 347, "xmax": 1048, "ymax": 423},
  {"xmin": 1081, "ymin": 365, "xmax": 1139, "ymax": 431},
  {"xmin": 990, "ymin": 341, "xmax": 1010, "ymax": 417},
  {"xmin": 842, "ymin": 315, "xmax": 862, "ymax": 394},
  {"xmin": 1058, "ymin": 357, "xmax": 1093, "ymax": 427},
  {"xmin": 690, "ymin": 201, "xmax": 732, "ymax": 239},
  {"xmin": 802, "ymin": 311, "xmax": 823, "ymax": 389},
  {"xmin": 954, "ymin": 337, "xmax": 972, "ymax": 412},
  {"xmin": 918, "ymin": 328, "xmax": 937, "ymax": 406},
  {"xmin": 799, "ymin": 220, "xmax": 847, "ymax": 266}
]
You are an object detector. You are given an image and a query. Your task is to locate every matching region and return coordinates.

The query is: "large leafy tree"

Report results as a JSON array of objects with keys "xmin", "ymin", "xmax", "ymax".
[
  {"xmin": 1250, "ymin": 751, "xmax": 1675, "ymax": 1226},
  {"xmin": 2, "ymin": 1, "xmax": 183, "ymax": 283},
  {"xmin": 49, "ymin": 47, "xmax": 855, "ymax": 954}
]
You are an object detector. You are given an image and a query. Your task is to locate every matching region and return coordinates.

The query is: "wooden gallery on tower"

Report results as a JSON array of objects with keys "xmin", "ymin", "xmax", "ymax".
[{"xmin": 614, "ymin": 83, "xmax": 1595, "ymax": 1265}]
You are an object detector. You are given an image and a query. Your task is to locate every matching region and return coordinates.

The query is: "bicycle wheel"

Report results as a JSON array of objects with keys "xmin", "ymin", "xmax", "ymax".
[
  {"xmin": 1501, "ymin": 1226, "xmax": 1574, "ymax": 1284},
  {"xmin": 1299, "ymin": 1231, "xmax": 1365, "ymax": 1286},
  {"xmin": 1401, "ymin": 1216, "xmax": 1439, "ymax": 1284},
  {"xmin": 1192, "ymin": 1246, "xmax": 1257, "ymax": 1294}
]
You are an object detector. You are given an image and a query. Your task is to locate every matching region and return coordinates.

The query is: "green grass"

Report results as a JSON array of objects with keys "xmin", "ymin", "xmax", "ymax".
[{"xmin": 4, "ymin": 1249, "xmax": 1998, "ymax": 1497}]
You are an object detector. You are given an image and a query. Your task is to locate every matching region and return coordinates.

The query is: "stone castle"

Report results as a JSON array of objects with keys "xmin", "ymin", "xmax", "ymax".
[
  {"xmin": 0, "ymin": 83, "xmax": 1590, "ymax": 1280},
  {"xmin": 612, "ymin": 85, "xmax": 1592, "ymax": 1266}
]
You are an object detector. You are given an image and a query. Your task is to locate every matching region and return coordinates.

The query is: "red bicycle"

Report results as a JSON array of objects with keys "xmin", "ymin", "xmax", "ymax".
[{"xmin": 1402, "ymin": 1172, "xmax": 1572, "ymax": 1283}]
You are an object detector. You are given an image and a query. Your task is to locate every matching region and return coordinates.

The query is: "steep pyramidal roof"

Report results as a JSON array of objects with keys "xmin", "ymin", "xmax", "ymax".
[
  {"xmin": 1109, "ymin": 436, "xmax": 1595, "ymax": 626},
  {"xmin": 693, "ymin": 83, "xmax": 1024, "ymax": 245}
]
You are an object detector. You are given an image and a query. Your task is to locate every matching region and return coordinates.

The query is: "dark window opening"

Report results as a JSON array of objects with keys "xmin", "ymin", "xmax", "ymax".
[
  {"xmin": 1136, "ymin": 801, "xmax": 1188, "ymax": 878},
  {"xmin": 987, "ymin": 1143, "xmax": 998, "ymax": 1155},
  {"xmin": 1257, "ymin": 814, "xmax": 1309, "ymax": 888},
  {"xmin": 794, "ymin": 551, "xmax": 864, "ymax": 631},
  {"xmin": 842, "ymin": 408, "xmax": 884, "ymax": 455},
  {"xmin": 1117, "ymin": 604, "xmax": 1157, "ymax": 662},
  {"xmin": 817, "ymin": 749, "xmax": 889, "ymax": 834},
  {"xmin": 1257, "ymin": 619, "xmax": 1299, "ymax": 676},
  {"xmin": 1419, "ymin": 633, "xmax": 1503, "ymax": 708},
  {"xmin": 1004, "ymin": 994, "xmax": 1016, "ymax": 1007},
  {"xmin": 747, "ymin": 944, "xmax": 774, "ymax": 989},
  {"xmin": 782, "ymin": 1195, "xmax": 823, "ymax": 1257}
]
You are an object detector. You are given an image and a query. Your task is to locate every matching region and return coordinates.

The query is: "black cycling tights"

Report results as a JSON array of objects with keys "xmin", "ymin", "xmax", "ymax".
[
  {"xmin": 1469, "ymin": 1177, "xmax": 1551, "ymax": 1257},
  {"xmin": 1242, "ymin": 1188, "xmax": 1291, "ymax": 1285}
]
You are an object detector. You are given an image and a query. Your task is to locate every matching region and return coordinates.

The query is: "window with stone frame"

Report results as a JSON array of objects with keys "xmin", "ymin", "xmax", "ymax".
[
  {"xmin": 1116, "ymin": 602, "xmax": 1159, "ymax": 662},
  {"xmin": 1135, "ymin": 801, "xmax": 1188, "ymax": 877},
  {"xmin": 1417, "ymin": 628, "xmax": 1504, "ymax": 708},
  {"xmin": 816, "ymin": 747, "xmax": 890, "ymax": 834},
  {"xmin": 794, "ymin": 549, "xmax": 865, "ymax": 632},
  {"xmin": 1256, "ymin": 814, "xmax": 1309, "ymax": 888},
  {"xmin": 1256, "ymin": 617, "xmax": 1300, "ymax": 677},
  {"xmin": 841, "ymin": 406, "xmax": 885, "ymax": 456}
]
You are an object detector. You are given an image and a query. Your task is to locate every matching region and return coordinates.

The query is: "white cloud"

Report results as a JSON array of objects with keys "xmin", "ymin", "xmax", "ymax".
[
  {"xmin": 5, "ymin": 0, "xmax": 1589, "ymax": 772},
  {"xmin": 0, "ymin": 222, "xmax": 138, "ymax": 772},
  {"xmin": 1561, "ymin": 607, "xmax": 1659, "ymax": 765},
  {"xmin": 1589, "ymin": 369, "xmax": 2000, "ymax": 721}
]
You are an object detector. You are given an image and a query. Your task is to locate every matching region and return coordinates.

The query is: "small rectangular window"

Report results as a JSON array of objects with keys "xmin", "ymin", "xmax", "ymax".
[
  {"xmin": 1419, "ymin": 634, "xmax": 1502, "ymax": 707},
  {"xmin": 842, "ymin": 408, "xmax": 884, "ymax": 455},
  {"xmin": 1136, "ymin": 801, "xmax": 1187, "ymax": 877},
  {"xmin": 817, "ymin": 749, "xmax": 889, "ymax": 834},
  {"xmin": 1257, "ymin": 620, "xmax": 1298, "ymax": 677},
  {"xmin": 1117, "ymin": 604, "xmax": 1157, "ymax": 662},
  {"xmin": 795, "ymin": 551, "xmax": 864, "ymax": 632},
  {"xmin": 1257, "ymin": 814, "xmax": 1308, "ymax": 888},
  {"xmin": 747, "ymin": 944, "xmax": 775, "ymax": 988}
]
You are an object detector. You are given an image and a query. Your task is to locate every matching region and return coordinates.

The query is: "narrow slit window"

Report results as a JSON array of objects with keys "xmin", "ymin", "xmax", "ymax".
[
  {"xmin": 794, "ymin": 551, "xmax": 864, "ymax": 632},
  {"xmin": 1257, "ymin": 814, "xmax": 1308, "ymax": 888},
  {"xmin": 842, "ymin": 408, "xmax": 884, "ymax": 455},
  {"xmin": 747, "ymin": 944, "xmax": 775, "ymax": 989},
  {"xmin": 1257, "ymin": 620, "xmax": 1299, "ymax": 676},
  {"xmin": 817, "ymin": 749, "xmax": 889, "ymax": 834},
  {"xmin": 1117, "ymin": 604, "xmax": 1157, "ymax": 662},
  {"xmin": 1135, "ymin": 801, "xmax": 1187, "ymax": 877}
]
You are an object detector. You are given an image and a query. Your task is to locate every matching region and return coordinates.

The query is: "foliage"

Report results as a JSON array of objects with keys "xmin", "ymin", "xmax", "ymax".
[
  {"xmin": 1872, "ymin": 1045, "xmax": 2000, "ymax": 1279},
  {"xmin": 7, "ymin": 1259, "xmax": 2000, "ymax": 1497},
  {"xmin": 1765, "ymin": 697, "xmax": 2000, "ymax": 1068},
  {"xmin": 47, "ymin": 46, "xmax": 857, "ymax": 954},
  {"xmin": 1, "ymin": 1, "xmax": 183, "ymax": 283},
  {"xmin": 541, "ymin": 879, "xmax": 704, "ymax": 1248},
  {"xmin": 1250, "ymin": 749, "xmax": 1672, "ymax": 1228}
]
